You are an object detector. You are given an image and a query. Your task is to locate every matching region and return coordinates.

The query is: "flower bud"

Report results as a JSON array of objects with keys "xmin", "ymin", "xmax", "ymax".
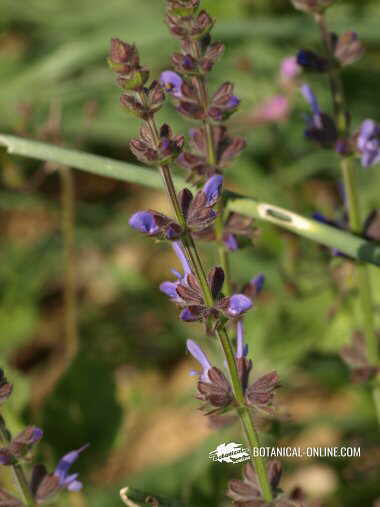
[{"xmin": 334, "ymin": 31, "xmax": 364, "ymax": 66}]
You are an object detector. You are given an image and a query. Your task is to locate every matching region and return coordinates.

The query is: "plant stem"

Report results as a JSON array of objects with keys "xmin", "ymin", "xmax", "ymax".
[
  {"xmin": 189, "ymin": 39, "xmax": 233, "ymax": 296},
  {"xmin": 143, "ymin": 109, "xmax": 272, "ymax": 501},
  {"xmin": 315, "ymin": 12, "xmax": 380, "ymax": 423},
  {"xmin": 0, "ymin": 416, "xmax": 35, "ymax": 506}
]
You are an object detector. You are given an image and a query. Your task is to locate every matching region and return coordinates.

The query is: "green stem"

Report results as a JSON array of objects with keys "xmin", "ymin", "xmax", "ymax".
[
  {"xmin": 316, "ymin": 12, "xmax": 380, "ymax": 423},
  {"xmin": 189, "ymin": 39, "xmax": 233, "ymax": 296},
  {"xmin": 215, "ymin": 327, "xmax": 272, "ymax": 501},
  {"xmin": 0, "ymin": 416, "xmax": 35, "ymax": 506},
  {"xmin": 341, "ymin": 159, "xmax": 378, "ymax": 363},
  {"xmin": 142, "ymin": 107, "xmax": 272, "ymax": 501}
]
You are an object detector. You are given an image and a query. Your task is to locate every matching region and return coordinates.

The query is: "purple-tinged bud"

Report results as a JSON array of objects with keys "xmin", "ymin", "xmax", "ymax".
[
  {"xmin": 180, "ymin": 308, "xmax": 200, "ymax": 321},
  {"xmin": 107, "ymin": 39, "xmax": 140, "ymax": 74},
  {"xmin": 226, "ymin": 294, "xmax": 252, "ymax": 318},
  {"xmin": 167, "ymin": 0, "xmax": 200, "ymax": 17},
  {"xmin": 202, "ymin": 174, "xmax": 223, "ymax": 205},
  {"xmin": 191, "ymin": 10, "xmax": 214, "ymax": 40},
  {"xmin": 160, "ymin": 71, "xmax": 183, "ymax": 98},
  {"xmin": 186, "ymin": 339, "xmax": 211, "ymax": 382},
  {"xmin": 207, "ymin": 267, "xmax": 225, "ymax": 299},
  {"xmin": 129, "ymin": 211, "xmax": 160, "ymax": 236},
  {"xmin": 334, "ymin": 31, "xmax": 364, "ymax": 66},
  {"xmin": 357, "ymin": 119, "xmax": 380, "ymax": 168},
  {"xmin": 290, "ymin": 0, "xmax": 335, "ymax": 14},
  {"xmin": 201, "ymin": 41, "xmax": 225, "ymax": 73}
]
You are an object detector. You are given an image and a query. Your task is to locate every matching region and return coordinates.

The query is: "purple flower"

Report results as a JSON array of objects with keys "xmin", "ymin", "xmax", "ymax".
[
  {"xmin": 159, "ymin": 241, "xmax": 192, "ymax": 302},
  {"xmin": 180, "ymin": 308, "xmax": 199, "ymax": 321},
  {"xmin": 129, "ymin": 211, "xmax": 160, "ymax": 235},
  {"xmin": 250, "ymin": 95, "xmax": 290, "ymax": 125},
  {"xmin": 357, "ymin": 119, "xmax": 380, "ymax": 168},
  {"xmin": 250, "ymin": 274, "xmax": 265, "ymax": 296},
  {"xmin": 227, "ymin": 294, "xmax": 252, "ymax": 317},
  {"xmin": 224, "ymin": 233, "xmax": 238, "ymax": 251},
  {"xmin": 202, "ymin": 174, "xmax": 223, "ymax": 205},
  {"xmin": 186, "ymin": 339, "xmax": 212, "ymax": 382},
  {"xmin": 54, "ymin": 444, "xmax": 88, "ymax": 492},
  {"xmin": 227, "ymin": 96, "xmax": 240, "ymax": 108},
  {"xmin": 160, "ymin": 71, "xmax": 183, "ymax": 98},
  {"xmin": 236, "ymin": 319, "xmax": 248, "ymax": 359},
  {"xmin": 300, "ymin": 84, "xmax": 337, "ymax": 148},
  {"xmin": 301, "ymin": 84, "xmax": 320, "ymax": 117}
]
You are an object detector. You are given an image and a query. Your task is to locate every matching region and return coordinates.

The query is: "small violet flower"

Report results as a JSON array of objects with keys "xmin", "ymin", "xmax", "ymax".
[
  {"xmin": 54, "ymin": 444, "xmax": 89, "ymax": 492},
  {"xmin": 202, "ymin": 174, "xmax": 223, "ymax": 205},
  {"xmin": 160, "ymin": 241, "xmax": 191, "ymax": 302},
  {"xmin": 301, "ymin": 84, "xmax": 320, "ymax": 118},
  {"xmin": 224, "ymin": 233, "xmax": 238, "ymax": 251},
  {"xmin": 227, "ymin": 294, "xmax": 252, "ymax": 318},
  {"xmin": 357, "ymin": 119, "xmax": 380, "ymax": 168},
  {"xmin": 186, "ymin": 339, "xmax": 212, "ymax": 382},
  {"xmin": 160, "ymin": 70, "xmax": 183, "ymax": 98},
  {"xmin": 129, "ymin": 211, "xmax": 160, "ymax": 236},
  {"xmin": 300, "ymin": 84, "xmax": 337, "ymax": 148}
]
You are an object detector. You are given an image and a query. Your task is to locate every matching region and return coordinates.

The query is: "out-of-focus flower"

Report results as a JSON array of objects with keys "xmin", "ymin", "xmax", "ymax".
[
  {"xmin": 187, "ymin": 339, "xmax": 212, "ymax": 382},
  {"xmin": 357, "ymin": 119, "xmax": 380, "ymax": 168},
  {"xmin": 249, "ymin": 95, "xmax": 290, "ymax": 125},
  {"xmin": 0, "ymin": 369, "xmax": 12, "ymax": 405},
  {"xmin": 300, "ymin": 84, "xmax": 337, "ymax": 148},
  {"xmin": 160, "ymin": 70, "xmax": 183, "ymax": 97},
  {"xmin": 243, "ymin": 274, "xmax": 265, "ymax": 300},
  {"xmin": 297, "ymin": 49, "xmax": 328, "ymax": 73},
  {"xmin": 280, "ymin": 56, "xmax": 301, "ymax": 85}
]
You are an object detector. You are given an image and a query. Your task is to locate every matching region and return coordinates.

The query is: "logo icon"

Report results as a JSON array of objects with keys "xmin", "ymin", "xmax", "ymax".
[{"xmin": 209, "ymin": 442, "xmax": 251, "ymax": 463}]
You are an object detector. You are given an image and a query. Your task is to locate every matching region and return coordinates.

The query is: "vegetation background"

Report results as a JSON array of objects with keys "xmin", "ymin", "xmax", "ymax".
[{"xmin": 1, "ymin": 0, "xmax": 380, "ymax": 505}]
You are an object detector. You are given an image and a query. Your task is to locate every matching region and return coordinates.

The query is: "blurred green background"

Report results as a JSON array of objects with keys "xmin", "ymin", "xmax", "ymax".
[{"xmin": 1, "ymin": 0, "xmax": 380, "ymax": 505}]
